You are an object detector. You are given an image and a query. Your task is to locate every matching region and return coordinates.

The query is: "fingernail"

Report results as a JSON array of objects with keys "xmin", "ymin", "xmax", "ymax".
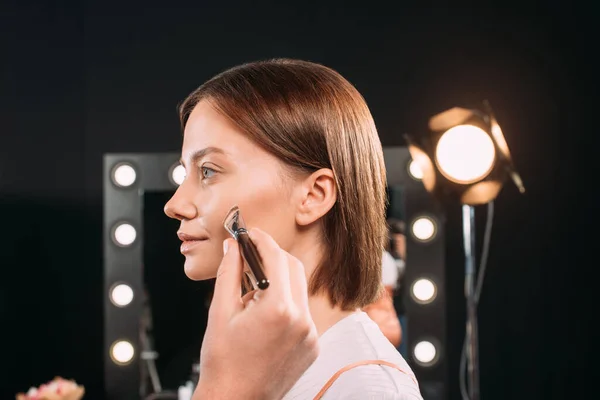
[{"xmin": 223, "ymin": 239, "xmax": 229, "ymax": 254}]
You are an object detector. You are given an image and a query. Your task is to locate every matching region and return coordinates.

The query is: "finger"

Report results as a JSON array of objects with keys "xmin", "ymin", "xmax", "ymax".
[
  {"xmin": 241, "ymin": 289, "xmax": 259, "ymax": 306},
  {"xmin": 248, "ymin": 228, "xmax": 291, "ymax": 300},
  {"xmin": 210, "ymin": 238, "xmax": 244, "ymax": 319}
]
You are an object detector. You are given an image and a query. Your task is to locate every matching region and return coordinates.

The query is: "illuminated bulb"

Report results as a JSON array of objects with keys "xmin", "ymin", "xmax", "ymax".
[
  {"xmin": 113, "ymin": 223, "xmax": 136, "ymax": 246},
  {"xmin": 411, "ymin": 217, "xmax": 436, "ymax": 242},
  {"xmin": 435, "ymin": 124, "xmax": 496, "ymax": 184},
  {"xmin": 408, "ymin": 159, "xmax": 423, "ymax": 180},
  {"xmin": 112, "ymin": 164, "xmax": 137, "ymax": 187},
  {"xmin": 413, "ymin": 340, "xmax": 438, "ymax": 366},
  {"xmin": 171, "ymin": 164, "xmax": 186, "ymax": 186},
  {"xmin": 110, "ymin": 284, "xmax": 134, "ymax": 307},
  {"xmin": 110, "ymin": 340, "xmax": 135, "ymax": 365},
  {"xmin": 411, "ymin": 278, "xmax": 437, "ymax": 304}
]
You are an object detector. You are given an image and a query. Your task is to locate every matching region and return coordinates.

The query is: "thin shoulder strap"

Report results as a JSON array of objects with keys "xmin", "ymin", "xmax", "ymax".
[{"xmin": 312, "ymin": 359, "xmax": 416, "ymax": 400}]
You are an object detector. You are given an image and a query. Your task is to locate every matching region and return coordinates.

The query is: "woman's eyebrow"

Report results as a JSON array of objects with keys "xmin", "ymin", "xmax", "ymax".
[{"xmin": 180, "ymin": 146, "xmax": 227, "ymax": 168}]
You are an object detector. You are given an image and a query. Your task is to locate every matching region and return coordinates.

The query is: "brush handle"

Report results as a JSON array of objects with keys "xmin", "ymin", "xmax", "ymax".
[{"xmin": 237, "ymin": 229, "xmax": 270, "ymax": 290}]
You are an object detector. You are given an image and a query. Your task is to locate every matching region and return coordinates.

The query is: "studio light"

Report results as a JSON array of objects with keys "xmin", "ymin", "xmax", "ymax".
[
  {"xmin": 407, "ymin": 159, "xmax": 423, "ymax": 181},
  {"xmin": 110, "ymin": 340, "xmax": 135, "ymax": 365},
  {"xmin": 435, "ymin": 125, "xmax": 495, "ymax": 185},
  {"xmin": 110, "ymin": 283, "xmax": 134, "ymax": 307},
  {"xmin": 405, "ymin": 101, "xmax": 524, "ymax": 206},
  {"xmin": 410, "ymin": 216, "xmax": 437, "ymax": 242},
  {"xmin": 405, "ymin": 101, "xmax": 525, "ymax": 400},
  {"xmin": 112, "ymin": 223, "xmax": 137, "ymax": 247},
  {"xmin": 170, "ymin": 163, "xmax": 186, "ymax": 186},
  {"xmin": 411, "ymin": 278, "xmax": 437, "ymax": 304},
  {"xmin": 413, "ymin": 340, "xmax": 439, "ymax": 367},
  {"xmin": 112, "ymin": 163, "xmax": 137, "ymax": 188}
]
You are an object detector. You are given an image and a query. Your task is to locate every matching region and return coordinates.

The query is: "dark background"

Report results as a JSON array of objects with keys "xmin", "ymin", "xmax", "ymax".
[{"xmin": 1, "ymin": 1, "xmax": 594, "ymax": 399}]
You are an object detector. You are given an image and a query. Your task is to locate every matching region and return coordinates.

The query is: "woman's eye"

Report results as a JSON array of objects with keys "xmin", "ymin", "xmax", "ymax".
[{"xmin": 202, "ymin": 167, "xmax": 216, "ymax": 179}]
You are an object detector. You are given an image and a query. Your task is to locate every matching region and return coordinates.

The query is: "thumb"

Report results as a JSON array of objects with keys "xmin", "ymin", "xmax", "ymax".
[{"xmin": 210, "ymin": 238, "xmax": 244, "ymax": 319}]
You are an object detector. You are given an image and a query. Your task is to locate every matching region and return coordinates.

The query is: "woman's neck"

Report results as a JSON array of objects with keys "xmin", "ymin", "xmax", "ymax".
[
  {"xmin": 308, "ymin": 293, "xmax": 358, "ymax": 336},
  {"xmin": 289, "ymin": 228, "xmax": 357, "ymax": 335}
]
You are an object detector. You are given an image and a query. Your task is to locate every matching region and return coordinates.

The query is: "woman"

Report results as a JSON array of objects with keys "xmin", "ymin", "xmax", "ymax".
[{"xmin": 165, "ymin": 58, "xmax": 423, "ymax": 399}]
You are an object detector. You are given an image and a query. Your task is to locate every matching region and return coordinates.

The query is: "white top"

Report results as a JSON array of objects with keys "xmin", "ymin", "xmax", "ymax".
[
  {"xmin": 382, "ymin": 250, "xmax": 400, "ymax": 288},
  {"xmin": 283, "ymin": 312, "xmax": 423, "ymax": 400}
]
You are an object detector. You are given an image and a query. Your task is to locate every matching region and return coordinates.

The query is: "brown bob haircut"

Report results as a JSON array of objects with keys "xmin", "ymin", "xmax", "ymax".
[{"xmin": 179, "ymin": 59, "xmax": 388, "ymax": 310}]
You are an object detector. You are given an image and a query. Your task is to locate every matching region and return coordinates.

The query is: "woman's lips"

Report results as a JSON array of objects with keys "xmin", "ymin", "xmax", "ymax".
[{"xmin": 180, "ymin": 239, "xmax": 207, "ymax": 254}]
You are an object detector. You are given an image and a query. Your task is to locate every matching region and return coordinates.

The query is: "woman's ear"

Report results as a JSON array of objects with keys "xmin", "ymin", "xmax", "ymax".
[{"xmin": 295, "ymin": 168, "xmax": 337, "ymax": 226}]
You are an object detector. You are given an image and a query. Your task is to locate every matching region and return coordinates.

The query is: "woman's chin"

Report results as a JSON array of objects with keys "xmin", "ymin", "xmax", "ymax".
[{"xmin": 183, "ymin": 259, "xmax": 217, "ymax": 281}]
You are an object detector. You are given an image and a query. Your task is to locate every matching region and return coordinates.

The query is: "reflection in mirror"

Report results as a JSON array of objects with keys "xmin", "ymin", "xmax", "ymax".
[
  {"xmin": 386, "ymin": 185, "xmax": 409, "ymax": 359},
  {"xmin": 361, "ymin": 184, "xmax": 409, "ymax": 356}
]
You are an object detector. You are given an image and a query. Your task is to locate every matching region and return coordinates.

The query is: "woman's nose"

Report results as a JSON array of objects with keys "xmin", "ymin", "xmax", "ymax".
[{"xmin": 164, "ymin": 186, "xmax": 197, "ymax": 221}]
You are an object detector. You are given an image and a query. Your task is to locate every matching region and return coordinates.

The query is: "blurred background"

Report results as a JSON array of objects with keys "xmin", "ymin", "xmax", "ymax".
[{"xmin": 0, "ymin": 1, "xmax": 595, "ymax": 399}]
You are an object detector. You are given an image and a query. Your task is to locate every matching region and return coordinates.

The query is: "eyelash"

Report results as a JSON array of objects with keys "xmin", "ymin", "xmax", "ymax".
[{"xmin": 201, "ymin": 166, "xmax": 217, "ymax": 180}]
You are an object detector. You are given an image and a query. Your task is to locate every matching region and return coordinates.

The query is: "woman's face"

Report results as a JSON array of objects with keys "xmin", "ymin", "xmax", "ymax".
[{"xmin": 164, "ymin": 100, "xmax": 299, "ymax": 280}]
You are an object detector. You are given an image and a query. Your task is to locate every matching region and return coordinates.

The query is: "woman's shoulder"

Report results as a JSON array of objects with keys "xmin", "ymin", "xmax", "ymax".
[
  {"xmin": 283, "ymin": 312, "xmax": 422, "ymax": 400},
  {"xmin": 319, "ymin": 313, "xmax": 422, "ymax": 398}
]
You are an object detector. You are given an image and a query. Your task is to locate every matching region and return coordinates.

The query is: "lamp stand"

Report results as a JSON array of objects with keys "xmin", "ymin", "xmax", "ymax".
[{"xmin": 462, "ymin": 205, "xmax": 480, "ymax": 400}]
